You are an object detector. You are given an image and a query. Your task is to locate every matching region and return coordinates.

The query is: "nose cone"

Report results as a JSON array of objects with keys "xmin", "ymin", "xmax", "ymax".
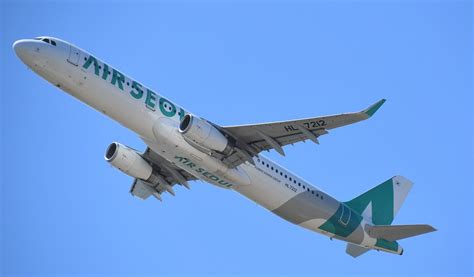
[
  {"xmin": 13, "ymin": 39, "xmax": 38, "ymax": 65},
  {"xmin": 13, "ymin": 39, "xmax": 29, "ymax": 58}
]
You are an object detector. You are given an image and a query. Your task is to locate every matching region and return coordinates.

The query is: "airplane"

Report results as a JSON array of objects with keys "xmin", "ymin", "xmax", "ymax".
[{"xmin": 13, "ymin": 36, "xmax": 436, "ymax": 257}]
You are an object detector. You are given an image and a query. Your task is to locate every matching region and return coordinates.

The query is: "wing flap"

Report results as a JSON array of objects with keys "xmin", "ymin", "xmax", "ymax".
[
  {"xmin": 128, "ymin": 147, "xmax": 197, "ymax": 202},
  {"xmin": 130, "ymin": 179, "xmax": 154, "ymax": 200}
]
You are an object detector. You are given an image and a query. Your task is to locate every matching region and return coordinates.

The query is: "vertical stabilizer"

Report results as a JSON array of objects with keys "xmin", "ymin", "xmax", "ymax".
[{"xmin": 344, "ymin": 176, "xmax": 413, "ymax": 225}]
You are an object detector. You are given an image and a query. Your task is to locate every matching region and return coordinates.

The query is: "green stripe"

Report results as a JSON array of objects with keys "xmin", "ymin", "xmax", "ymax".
[
  {"xmin": 344, "ymin": 179, "xmax": 395, "ymax": 225},
  {"xmin": 375, "ymin": 239, "xmax": 399, "ymax": 252},
  {"xmin": 319, "ymin": 204, "xmax": 363, "ymax": 238},
  {"xmin": 364, "ymin": 99, "xmax": 386, "ymax": 117}
]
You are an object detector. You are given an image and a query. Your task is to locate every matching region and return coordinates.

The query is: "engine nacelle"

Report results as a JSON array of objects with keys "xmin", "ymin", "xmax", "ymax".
[
  {"xmin": 105, "ymin": 142, "xmax": 153, "ymax": 181},
  {"xmin": 179, "ymin": 114, "xmax": 229, "ymax": 153}
]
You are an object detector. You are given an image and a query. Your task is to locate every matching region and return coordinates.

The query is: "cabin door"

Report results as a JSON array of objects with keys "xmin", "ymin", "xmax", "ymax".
[{"xmin": 67, "ymin": 45, "xmax": 81, "ymax": 66}]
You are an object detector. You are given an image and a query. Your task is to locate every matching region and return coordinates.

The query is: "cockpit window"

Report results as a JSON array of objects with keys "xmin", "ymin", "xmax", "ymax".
[{"xmin": 35, "ymin": 37, "xmax": 57, "ymax": 46}]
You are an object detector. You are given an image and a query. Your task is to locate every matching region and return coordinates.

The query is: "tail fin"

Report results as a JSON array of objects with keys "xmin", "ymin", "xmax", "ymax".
[{"xmin": 344, "ymin": 176, "xmax": 413, "ymax": 225}]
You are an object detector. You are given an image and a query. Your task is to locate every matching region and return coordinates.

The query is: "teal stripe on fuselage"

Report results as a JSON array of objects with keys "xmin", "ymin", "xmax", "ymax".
[{"xmin": 318, "ymin": 203, "xmax": 363, "ymax": 238}]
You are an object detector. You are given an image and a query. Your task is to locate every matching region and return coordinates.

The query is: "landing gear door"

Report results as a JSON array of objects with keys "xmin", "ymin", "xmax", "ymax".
[{"xmin": 67, "ymin": 45, "xmax": 81, "ymax": 66}]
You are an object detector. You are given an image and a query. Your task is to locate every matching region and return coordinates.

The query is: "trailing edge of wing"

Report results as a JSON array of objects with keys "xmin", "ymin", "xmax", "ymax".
[
  {"xmin": 129, "ymin": 147, "xmax": 197, "ymax": 201},
  {"xmin": 130, "ymin": 179, "xmax": 154, "ymax": 200}
]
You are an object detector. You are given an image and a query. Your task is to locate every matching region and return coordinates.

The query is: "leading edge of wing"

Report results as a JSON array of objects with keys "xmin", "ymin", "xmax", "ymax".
[{"xmin": 223, "ymin": 99, "xmax": 386, "ymax": 128}]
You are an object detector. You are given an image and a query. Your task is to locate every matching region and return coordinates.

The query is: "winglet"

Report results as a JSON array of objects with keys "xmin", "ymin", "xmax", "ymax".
[{"xmin": 363, "ymin": 99, "xmax": 386, "ymax": 117}]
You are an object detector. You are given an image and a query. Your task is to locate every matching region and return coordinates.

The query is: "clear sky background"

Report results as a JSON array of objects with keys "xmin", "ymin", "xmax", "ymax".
[{"xmin": 1, "ymin": 0, "xmax": 472, "ymax": 276}]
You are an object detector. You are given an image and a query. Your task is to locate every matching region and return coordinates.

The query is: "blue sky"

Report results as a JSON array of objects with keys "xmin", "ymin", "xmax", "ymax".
[{"xmin": 1, "ymin": 0, "xmax": 472, "ymax": 276}]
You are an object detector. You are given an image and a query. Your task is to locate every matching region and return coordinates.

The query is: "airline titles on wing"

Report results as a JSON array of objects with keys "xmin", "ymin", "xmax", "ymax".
[{"xmin": 174, "ymin": 155, "xmax": 233, "ymax": 188}]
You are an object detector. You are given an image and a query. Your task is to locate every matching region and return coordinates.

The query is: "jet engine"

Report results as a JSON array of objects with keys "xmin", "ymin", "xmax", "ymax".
[
  {"xmin": 105, "ymin": 142, "xmax": 153, "ymax": 181},
  {"xmin": 179, "ymin": 114, "xmax": 230, "ymax": 153}
]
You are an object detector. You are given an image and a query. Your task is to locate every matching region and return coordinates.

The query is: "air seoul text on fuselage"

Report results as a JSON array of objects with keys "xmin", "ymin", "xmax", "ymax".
[{"xmin": 82, "ymin": 55, "xmax": 185, "ymax": 119}]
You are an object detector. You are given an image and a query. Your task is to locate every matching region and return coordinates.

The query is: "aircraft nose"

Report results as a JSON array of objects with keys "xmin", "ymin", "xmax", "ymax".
[
  {"xmin": 13, "ymin": 39, "xmax": 38, "ymax": 64},
  {"xmin": 13, "ymin": 40, "xmax": 28, "ymax": 57}
]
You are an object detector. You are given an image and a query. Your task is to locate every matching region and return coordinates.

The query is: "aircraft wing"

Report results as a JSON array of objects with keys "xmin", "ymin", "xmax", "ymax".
[
  {"xmin": 219, "ymin": 99, "xmax": 386, "ymax": 168},
  {"xmin": 130, "ymin": 147, "xmax": 197, "ymax": 201}
]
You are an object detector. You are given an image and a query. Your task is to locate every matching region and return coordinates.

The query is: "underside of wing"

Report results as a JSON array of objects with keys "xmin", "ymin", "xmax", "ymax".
[{"xmin": 130, "ymin": 147, "xmax": 197, "ymax": 201}]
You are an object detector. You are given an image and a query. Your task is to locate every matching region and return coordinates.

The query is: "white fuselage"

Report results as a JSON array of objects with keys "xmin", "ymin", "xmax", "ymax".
[{"xmin": 14, "ymin": 37, "xmax": 386, "ymax": 252}]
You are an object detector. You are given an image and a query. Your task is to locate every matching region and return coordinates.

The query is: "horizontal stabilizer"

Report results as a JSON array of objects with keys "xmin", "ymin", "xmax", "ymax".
[
  {"xmin": 346, "ymin": 243, "xmax": 371, "ymax": 258},
  {"xmin": 367, "ymin": 224, "xmax": 437, "ymax": 241}
]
